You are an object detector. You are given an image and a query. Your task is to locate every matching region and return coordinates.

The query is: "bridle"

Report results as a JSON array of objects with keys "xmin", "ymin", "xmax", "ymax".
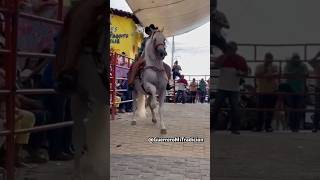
[{"xmin": 151, "ymin": 30, "xmax": 166, "ymax": 51}]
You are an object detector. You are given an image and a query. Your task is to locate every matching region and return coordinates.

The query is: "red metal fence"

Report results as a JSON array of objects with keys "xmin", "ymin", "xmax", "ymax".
[{"xmin": 0, "ymin": 1, "xmax": 64, "ymax": 179}]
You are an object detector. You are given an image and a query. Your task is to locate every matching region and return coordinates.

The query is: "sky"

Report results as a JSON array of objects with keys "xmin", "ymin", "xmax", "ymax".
[
  {"xmin": 110, "ymin": 0, "xmax": 210, "ymax": 79},
  {"xmin": 220, "ymin": 0, "xmax": 320, "ymax": 61}
]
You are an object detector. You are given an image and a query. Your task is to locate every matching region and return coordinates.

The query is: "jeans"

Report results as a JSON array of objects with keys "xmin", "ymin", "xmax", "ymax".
[
  {"xmin": 43, "ymin": 94, "xmax": 72, "ymax": 157},
  {"xmin": 211, "ymin": 90, "xmax": 240, "ymax": 131},
  {"xmin": 190, "ymin": 91, "xmax": 197, "ymax": 103},
  {"xmin": 287, "ymin": 94, "xmax": 305, "ymax": 131},
  {"xmin": 199, "ymin": 90, "xmax": 206, "ymax": 103},
  {"xmin": 256, "ymin": 94, "xmax": 277, "ymax": 130},
  {"xmin": 119, "ymin": 90, "xmax": 133, "ymax": 111},
  {"xmin": 176, "ymin": 90, "xmax": 186, "ymax": 104}
]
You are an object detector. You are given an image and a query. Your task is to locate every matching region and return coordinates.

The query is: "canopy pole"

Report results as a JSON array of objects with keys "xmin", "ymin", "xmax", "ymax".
[{"xmin": 171, "ymin": 36, "xmax": 175, "ymax": 67}]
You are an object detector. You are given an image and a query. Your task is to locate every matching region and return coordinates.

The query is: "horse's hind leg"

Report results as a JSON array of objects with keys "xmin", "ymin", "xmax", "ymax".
[{"xmin": 148, "ymin": 96, "xmax": 157, "ymax": 124}]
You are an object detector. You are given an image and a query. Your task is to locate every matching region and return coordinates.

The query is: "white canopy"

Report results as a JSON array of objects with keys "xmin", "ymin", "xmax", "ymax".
[{"xmin": 126, "ymin": 0, "xmax": 210, "ymax": 37}]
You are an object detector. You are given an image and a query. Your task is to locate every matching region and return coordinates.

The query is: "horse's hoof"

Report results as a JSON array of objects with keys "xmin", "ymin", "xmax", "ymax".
[
  {"xmin": 160, "ymin": 129, "xmax": 167, "ymax": 134},
  {"xmin": 152, "ymin": 119, "xmax": 157, "ymax": 124},
  {"xmin": 131, "ymin": 121, "xmax": 136, "ymax": 125}
]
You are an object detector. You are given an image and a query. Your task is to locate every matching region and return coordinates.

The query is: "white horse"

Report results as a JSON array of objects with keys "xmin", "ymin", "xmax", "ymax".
[{"xmin": 132, "ymin": 30, "xmax": 168, "ymax": 134}]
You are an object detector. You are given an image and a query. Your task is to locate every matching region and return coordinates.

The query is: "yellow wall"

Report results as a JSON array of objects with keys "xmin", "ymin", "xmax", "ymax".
[{"xmin": 110, "ymin": 14, "xmax": 143, "ymax": 59}]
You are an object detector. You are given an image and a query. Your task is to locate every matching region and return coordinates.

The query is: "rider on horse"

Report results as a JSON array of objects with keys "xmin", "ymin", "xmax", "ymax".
[{"xmin": 128, "ymin": 24, "xmax": 172, "ymax": 90}]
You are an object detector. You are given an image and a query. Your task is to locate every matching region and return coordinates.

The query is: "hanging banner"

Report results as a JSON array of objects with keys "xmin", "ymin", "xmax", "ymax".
[{"xmin": 110, "ymin": 14, "xmax": 143, "ymax": 59}]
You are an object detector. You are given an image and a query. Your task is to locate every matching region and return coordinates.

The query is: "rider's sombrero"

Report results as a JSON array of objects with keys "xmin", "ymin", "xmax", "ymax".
[
  {"xmin": 149, "ymin": 24, "xmax": 158, "ymax": 30},
  {"xmin": 145, "ymin": 26, "xmax": 151, "ymax": 33}
]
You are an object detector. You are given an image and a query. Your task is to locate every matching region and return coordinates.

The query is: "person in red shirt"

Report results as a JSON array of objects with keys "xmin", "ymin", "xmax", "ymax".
[
  {"xmin": 212, "ymin": 42, "xmax": 249, "ymax": 134},
  {"xmin": 176, "ymin": 75, "xmax": 188, "ymax": 104}
]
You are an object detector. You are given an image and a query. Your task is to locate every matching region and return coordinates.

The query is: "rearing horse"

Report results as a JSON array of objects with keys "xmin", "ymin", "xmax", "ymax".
[{"xmin": 132, "ymin": 29, "xmax": 169, "ymax": 134}]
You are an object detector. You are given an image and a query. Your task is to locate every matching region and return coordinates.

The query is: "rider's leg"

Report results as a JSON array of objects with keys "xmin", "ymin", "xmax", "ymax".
[{"xmin": 128, "ymin": 57, "xmax": 145, "ymax": 88}]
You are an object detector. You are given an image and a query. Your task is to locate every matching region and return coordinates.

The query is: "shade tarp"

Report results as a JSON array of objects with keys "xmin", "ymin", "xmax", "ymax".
[{"xmin": 126, "ymin": 0, "xmax": 210, "ymax": 37}]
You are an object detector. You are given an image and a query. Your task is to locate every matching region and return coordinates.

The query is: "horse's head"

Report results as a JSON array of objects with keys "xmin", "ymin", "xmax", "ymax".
[{"xmin": 150, "ymin": 30, "xmax": 167, "ymax": 60}]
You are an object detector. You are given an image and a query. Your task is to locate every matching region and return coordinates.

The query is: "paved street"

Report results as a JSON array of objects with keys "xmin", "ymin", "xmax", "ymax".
[
  {"xmin": 213, "ymin": 131, "xmax": 320, "ymax": 180},
  {"xmin": 110, "ymin": 103, "xmax": 210, "ymax": 180},
  {"xmin": 14, "ymin": 103, "xmax": 210, "ymax": 180}
]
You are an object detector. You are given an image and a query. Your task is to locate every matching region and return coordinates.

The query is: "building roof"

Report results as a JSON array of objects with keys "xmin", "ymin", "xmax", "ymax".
[{"xmin": 110, "ymin": 8, "xmax": 140, "ymax": 24}]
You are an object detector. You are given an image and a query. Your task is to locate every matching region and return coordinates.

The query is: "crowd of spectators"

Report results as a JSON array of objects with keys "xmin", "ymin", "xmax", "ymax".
[
  {"xmin": 172, "ymin": 61, "xmax": 210, "ymax": 104},
  {"xmin": 211, "ymin": 1, "xmax": 320, "ymax": 134},
  {"xmin": 0, "ymin": 1, "xmax": 73, "ymax": 168}
]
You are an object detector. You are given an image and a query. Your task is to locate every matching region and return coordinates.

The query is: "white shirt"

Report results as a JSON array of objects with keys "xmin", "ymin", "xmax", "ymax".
[
  {"xmin": 177, "ymin": 82, "xmax": 186, "ymax": 91},
  {"xmin": 218, "ymin": 68, "xmax": 241, "ymax": 91}
]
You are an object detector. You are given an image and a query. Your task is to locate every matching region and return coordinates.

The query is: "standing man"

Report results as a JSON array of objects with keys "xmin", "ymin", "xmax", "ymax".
[
  {"xmin": 211, "ymin": 0, "xmax": 230, "ymax": 54},
  {"xmin": 211, "ymin": 42, "xmax": 249, "ymax": 134},
  {"xmin": 176, "ymin": 75, "xmax": 188, "ymax": 104},
  {"xmin": 54, "ymin": 0, "xmax": 108, "ymax": 179},
  {"xmin": 284, "ymin": 53, "xmax": 309, "ymax": 132},
  {"xmin": 189, "ymin": 78, "xmax": 198, "ymax": 103},
  {"xmin": 308, "ymin": 51, "xmax": 320, "ymax": 133},
  {"xmin": 199, "ymin": 78, "xmax": 207, "ymax": 103},
  {"xmin": 254, "ymin": 53, "xmax": 279, "ymax": 132}
]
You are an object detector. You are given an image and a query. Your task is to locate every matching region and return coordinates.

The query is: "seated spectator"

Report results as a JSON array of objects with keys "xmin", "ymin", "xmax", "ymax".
[
  {"xmin": 0, "ymin": 68, "xmax": 36, "ymax": 167},
  {"xmin": 19, "ymin": 49, "xmax": 51, "ymax": 89},
  {"xmin": 119, "ymin": 52, "xmax": 126, "ymax": 66}
]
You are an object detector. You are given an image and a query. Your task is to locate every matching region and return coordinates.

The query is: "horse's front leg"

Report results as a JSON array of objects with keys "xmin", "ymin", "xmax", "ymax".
[
  {"xmin": 148, "ymin": 96, "xmax": 157, "ymax": 124},
  {"xmin": 158, "ymin": 91, "xmax": 167, "ymax": 134},
  {"xmin": 131, "ymin": 90, "xmax": 137, "ymax": 125}
]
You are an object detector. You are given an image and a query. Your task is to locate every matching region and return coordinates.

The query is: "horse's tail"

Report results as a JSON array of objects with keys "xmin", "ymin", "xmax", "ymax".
[{"xmin": 136, "ymin": 94, "xmax": 146, "ymax": 118}]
